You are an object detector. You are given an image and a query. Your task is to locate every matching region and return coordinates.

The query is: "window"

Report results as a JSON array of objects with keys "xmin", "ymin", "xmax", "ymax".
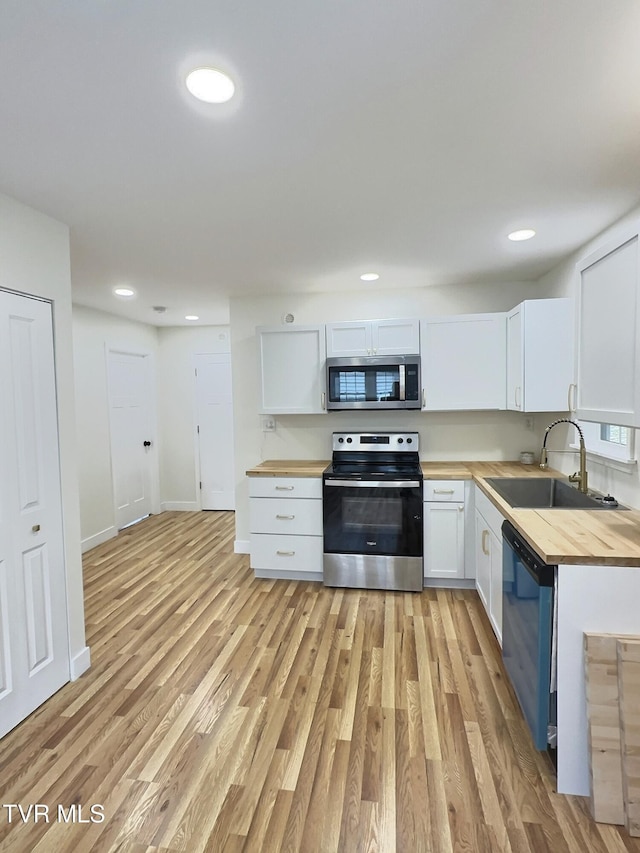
[
  {"xmin": 600, "ymin": 424, "xmax": 630, "ymax": 446},
  {"xmin": 574, "ymin": 421, "xmax": 636, "ymax": 465}
]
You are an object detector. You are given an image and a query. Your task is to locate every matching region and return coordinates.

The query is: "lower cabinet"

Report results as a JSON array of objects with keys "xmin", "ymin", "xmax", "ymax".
[
  {"xmin": 423, "ymin": 481, "xmax": 465, "ymax": 580},
  {"xmin": 474, "ymin": 487, "xmax": 504, "ymax": 643},
  {"xmin": 249, "ymin": 476, "xmax": 323, "ymax": 580}
]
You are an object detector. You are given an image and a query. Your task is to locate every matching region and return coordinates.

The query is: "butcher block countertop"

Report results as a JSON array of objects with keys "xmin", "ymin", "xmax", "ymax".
[
  {"xmin": 247, "ymin": 459, "xmax": 640, "ymax": 567},
  {"xmin": 246, "ymin": 460, "xmax": 330, "ymax": 477}
]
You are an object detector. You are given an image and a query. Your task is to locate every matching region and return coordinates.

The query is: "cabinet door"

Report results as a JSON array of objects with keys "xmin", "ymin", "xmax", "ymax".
[
  {"xmin": 521, "ymin": 298, "xmax": 574, "ymax": 412},
  {"xmin": 508, "ymin": 299, "xmax": 574, "ymax": 413},
  {"xmin": 489, "ymin": 528, "xmax": 503, "ymax": 644},
  {"xmin": 325, "ymin": 321, "xmax": 372, "ymax": 357},
  {"xmin": 373, "ymin": 319, "xmax": 420, "ymax": 355},
  {"xmin": 475, "ymin": 509, "xmax": 491, "ymax": 611},
  {"xmin": 258, "ymin": 325, "xmax": 327, "ymax": 414},
  {"xmin": 421, "ymin": 314, "xmax": 507, "ymax": 410},
  {"xmin": 576, "ymin": 227, "xmax": 640, "ymax": 427},
  {"xmin": 424, "ymin": 502, "xmax": 465, "ymax": 579},
  {"xmin": 506, "ymin": 307, "xmax": 523, "ymax": 411}
]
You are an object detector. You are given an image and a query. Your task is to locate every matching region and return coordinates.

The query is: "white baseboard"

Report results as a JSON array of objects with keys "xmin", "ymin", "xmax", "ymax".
[
  {"xmin": 70, "ymin": 645, "xmax": 91, "ymax": 680},
  {"xmin": 81, "ymin": 526, "xmax": 117, "ymax": 553},
  {"xmin": 254, "ymin": 569, "xmax": 323, "ymax": 582},
  {"xmin": 423, "ymin": 578, "xmax": 476, "ymax": 589},
  {"xmin": 160, "ymin": 501, "xmax": 200, "ymax": 512},
  {"xmin": 234, "ymin": 539, "xmax": 250, "ymax": 554}
]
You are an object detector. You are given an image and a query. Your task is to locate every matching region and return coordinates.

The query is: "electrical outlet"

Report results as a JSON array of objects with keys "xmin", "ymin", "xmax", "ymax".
[
  {"xmin": 525, "ymin": 416, "xmax": 534, "ymax": 432},
  {"xmin": 261, "ymin": 416, "xmax": 276, "ymax": 432}
]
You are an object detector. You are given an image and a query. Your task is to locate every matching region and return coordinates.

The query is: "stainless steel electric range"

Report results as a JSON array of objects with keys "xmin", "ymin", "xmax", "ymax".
[{"xmin": 322, "ymin": 432, "xmax": 423, "ymax": 592}]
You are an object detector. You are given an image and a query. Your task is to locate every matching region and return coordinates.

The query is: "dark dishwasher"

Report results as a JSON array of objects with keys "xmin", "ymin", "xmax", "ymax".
[{"xmin": 501, "ymin": 521, "xmax": 556, "ymax": 758}]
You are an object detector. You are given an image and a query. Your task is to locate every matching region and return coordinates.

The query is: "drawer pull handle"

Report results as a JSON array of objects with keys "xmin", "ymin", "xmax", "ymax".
[
  {"xmin": 433, "ymin": 489, "xmax": 454, "ymax": 495},
  {"xmin": 276, "ymin": 550, "xmax": 295, "ymax": 556},
  {"xmin": 275, "ymin": 485, "xmax": 294, "ymax": 491},
  {"xmin": 276, "ymin": 514, "xmax": 295, "ymax": 520}
]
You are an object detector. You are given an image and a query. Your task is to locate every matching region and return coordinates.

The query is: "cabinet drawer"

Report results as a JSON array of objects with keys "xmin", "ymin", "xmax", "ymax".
[
  {"xmin": 424, "ymin": 480, "xmax": 465, "ymax": 502},
  {"xmin": 250, "ymin": 533, "xmax": 323, "ymax": 573},
  {"xmin": 249, "ymin": 497, "xmax": 322, "ymax": 535},
  {"xmin": 475, "ymin": 485, "xmax": 505, "ymax": 540},
  {"xmin": 249, "ymin": 477, "xmax": 322, "ymax": 499}
]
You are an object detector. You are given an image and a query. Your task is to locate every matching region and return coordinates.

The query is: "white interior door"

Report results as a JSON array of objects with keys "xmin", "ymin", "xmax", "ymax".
[
  {"xmin": 0, "ymin": 291, "xmax": 70, "ymax": 740},
  {"xmin": 195, "ymin": 353, "xmax": 235, "ymax": 510},
  {"xmin": 107, "ymin": 349, "xmax": 154, "ymax": 530}
]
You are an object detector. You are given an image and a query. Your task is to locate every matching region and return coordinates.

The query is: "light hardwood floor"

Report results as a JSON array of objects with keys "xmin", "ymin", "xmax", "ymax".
[{"xmin": 1, "ymin": 510, "xmax": 639, "ymax": 852}]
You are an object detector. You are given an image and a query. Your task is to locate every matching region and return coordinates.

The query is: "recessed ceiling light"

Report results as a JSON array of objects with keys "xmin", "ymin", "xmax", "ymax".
[
  {"xmin": 113, "ymin": 287, "xmax": 135, "ymax": 298},
  {"xmin": 508, "ymin": 229, "xmax": 536, "ymax": 242},
  {"xmin": 360, "ymin": 273, "xmax": 379, "ymax": 281},
  {"xmin": 186, "ymin": 67, "xmax": 235, "ymax": 103},
  {"xmin": 185, "ymin": 314, "xmax": 199, "ymax": 321}
]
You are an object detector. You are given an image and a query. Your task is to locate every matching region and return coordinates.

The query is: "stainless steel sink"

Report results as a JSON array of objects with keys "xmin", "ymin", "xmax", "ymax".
[{"xmin": 484, "ymin": 477, "xmax": 625, "ymax": 509}]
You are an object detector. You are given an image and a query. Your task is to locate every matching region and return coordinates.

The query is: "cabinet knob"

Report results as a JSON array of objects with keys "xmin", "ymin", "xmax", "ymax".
[{"xmin": 32, "ymin": 524, "xmax": 41, "ymax": 533}]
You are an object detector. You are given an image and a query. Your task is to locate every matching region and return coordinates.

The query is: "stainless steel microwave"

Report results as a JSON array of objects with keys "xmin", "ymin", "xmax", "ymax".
[{"xmin": 326, "ymin": 355, "xmax": 421, "ymax": 410}]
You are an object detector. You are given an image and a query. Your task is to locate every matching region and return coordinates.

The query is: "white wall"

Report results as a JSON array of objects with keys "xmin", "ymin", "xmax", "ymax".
[
  {"xmin": 157, "ymin": 325, "xmax": 231, "ymax": 510},
  {"xmin": 230, "ymin": 279, "xmax": 560, "ymax": 545},
  {"xmin": 0, "ymin": 192, "xmax": 87, "ymax": 675},
  {"xmin": 538, "ymin": 203, "xmax": 640, "ymax": 509}
]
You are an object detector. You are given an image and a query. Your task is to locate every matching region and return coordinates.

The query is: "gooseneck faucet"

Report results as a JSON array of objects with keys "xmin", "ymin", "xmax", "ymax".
[{"xmin": 539, "ymin": 418, "xmax": 589, "ymax": 494}]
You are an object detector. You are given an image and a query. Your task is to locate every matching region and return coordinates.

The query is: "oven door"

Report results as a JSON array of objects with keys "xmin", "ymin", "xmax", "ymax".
[{"xmin": 323, "ymin": 479, "xmax": 423, "ymax": 557}]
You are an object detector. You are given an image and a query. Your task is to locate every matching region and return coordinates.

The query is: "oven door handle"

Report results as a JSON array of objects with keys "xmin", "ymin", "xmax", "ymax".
[{"xmin": 324, "ymin": 479, "xmax": 422, "ymax": 488}]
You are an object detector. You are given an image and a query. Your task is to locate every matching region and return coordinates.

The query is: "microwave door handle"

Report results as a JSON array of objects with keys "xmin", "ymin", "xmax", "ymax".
[{"xmin": 399, "ymin": 364, "xmax": 406, "ymax": 402}]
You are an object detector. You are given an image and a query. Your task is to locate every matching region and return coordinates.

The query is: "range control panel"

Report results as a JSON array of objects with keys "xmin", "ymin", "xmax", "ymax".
[{"xmin": 331, "ymin": 432, "xmax": 419, "ymax": 452}]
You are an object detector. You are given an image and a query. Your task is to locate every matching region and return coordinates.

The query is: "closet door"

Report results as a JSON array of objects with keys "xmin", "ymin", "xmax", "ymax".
[{"xmin": 0, "ymin": 291, "xmax": 69, "ymax": 739}]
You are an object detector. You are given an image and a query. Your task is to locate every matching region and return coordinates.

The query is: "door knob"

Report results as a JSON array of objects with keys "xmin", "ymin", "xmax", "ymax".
[{"xmin": 143, "ymin": 440, "xmax": 152, "ymax": 447}]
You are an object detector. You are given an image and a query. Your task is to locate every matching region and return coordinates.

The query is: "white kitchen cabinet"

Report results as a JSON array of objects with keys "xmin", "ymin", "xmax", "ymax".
[
  {"xmin": 575, "ymin": 224, "xmax": 640, "ymax": 427},
  {"xmin": 420, "ymin": 313, "xmax": 506, "ymax": 411},
  {"xmin": 423, "ymin": 480, "xmax": 465, "ymax": 581},
  {"xmin": 249, "ymin": 476, "xmax": 323, "ymax": 580},
  {"xmin": 258, "ymin": 325, "xmax": 327, "ymax": 414},
  {"xmin": 474, "ymin": 486, "xmax": 504, "ymax": 643},
  {"xmin": 506, "ymin": 298, "xmax": 574, "ymax": 412},
  {"xmin": 326, "ymin": 318, "xmax": 420, "ymax": 357}
]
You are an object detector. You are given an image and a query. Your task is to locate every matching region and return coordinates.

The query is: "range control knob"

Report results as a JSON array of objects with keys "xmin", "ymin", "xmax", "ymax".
[
  {"xmin": 338, "ymin": 437, "xmax": 344, "ymax": 443},
  {"xmin": 346, "ymin": 437, "xmax": 352, "ymax": 443},
  {"xmin": 398, "ymin": 437, "xmax": 404, "ymax": 443},
  {"xmin": 406, "ymin": 437, "xmax": 413, "ymax": 444}
]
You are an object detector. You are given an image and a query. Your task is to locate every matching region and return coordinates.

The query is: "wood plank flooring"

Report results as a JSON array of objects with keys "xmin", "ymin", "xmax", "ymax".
[{"xmin": 1, "ymin": 510, "xmax": 640, "ymax": 852}]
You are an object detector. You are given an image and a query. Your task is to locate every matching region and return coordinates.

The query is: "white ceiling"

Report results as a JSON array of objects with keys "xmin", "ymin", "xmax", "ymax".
[{"xmin": 2, "ymin": 1, "xmax": 640, "ymax": 326}]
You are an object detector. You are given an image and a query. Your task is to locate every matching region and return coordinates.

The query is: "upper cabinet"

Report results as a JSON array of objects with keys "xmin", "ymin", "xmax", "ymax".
[
  {"xmin": 506, "ymin": 298, "xmax": 574, "ymax": 413},
  {"xmin": 575, "ymin": 226, "xmax": 640, "ymax": 427},
  {"xmin": 420, "ymin": 313, "xmax": 506, "ymax": 411},
  {"xmin": 258, "ymin": 325, "xmax": 327, "ymax": 414},
  {"xmin": 326, "ymin": 318, "xmax": 420, "ymax": 358}
]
